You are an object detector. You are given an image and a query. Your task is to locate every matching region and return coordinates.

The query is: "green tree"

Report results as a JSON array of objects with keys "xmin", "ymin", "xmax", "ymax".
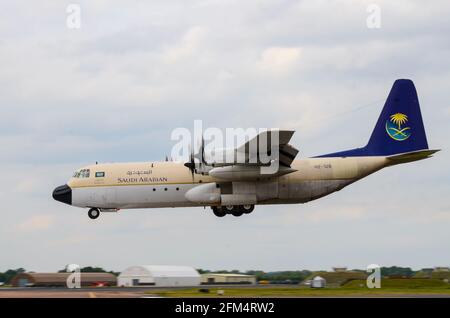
[
  {"xmin": 57, "ymin": 266, "xmax": 119, "ymax": 276},
  {"xmin": 0, "ymin": 268, "xmax": 26, "ymax": 284},
  {"xmin": 381, "ymin": 266, "xmax": 415, "ymax": 278},
  {"xmin": 245, "ymin": 270, "xmax": 312, "ymax": 282}
]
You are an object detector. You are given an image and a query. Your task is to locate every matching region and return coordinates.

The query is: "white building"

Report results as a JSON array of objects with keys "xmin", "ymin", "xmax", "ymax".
[
  {"xmin": 311, "ymin": 276, "xmax": 326, "ymax": 288},
  {"xmin": 201, "ymin": 273, "xmax": 257, "ymax": 285},
  {"xmin": 118, "ymin": 265, "xmax": 201, "ymax": 287}
]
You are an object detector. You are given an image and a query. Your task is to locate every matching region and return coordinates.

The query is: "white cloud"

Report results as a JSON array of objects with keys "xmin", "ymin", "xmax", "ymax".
[
  {"xmin": 258, "ymin": 47, "xmax": 302, "ymax": 74},
  {"xmin": 304, "ymin": 206, "xmax": 365, "ymax": 223},
  {"xmin": 16, "ymin": 215, "xmax": 55, "ymax": 233},
  {"xmin": 13, "ymin": 179, "xmax": 40, "ymax": 194},
  {"xmin": 0, "ymin": 0, "xmax": 449, "ymax": 272},
  {"xmin": 164, "ymin": 26, "xmax": 207, "ymax": 63}
]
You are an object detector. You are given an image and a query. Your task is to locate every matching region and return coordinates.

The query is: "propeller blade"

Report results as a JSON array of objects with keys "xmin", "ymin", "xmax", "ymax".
[
  {"xmin": 194, "ymin": 135, "xmax": 207, "ymax": 164},
  {"xmin": 201, "ymin": 135, "xmax": 206, "ymax": 164},
  {"xmin": 184, "ymin": 143, "xmax": 195, "ymax": 180}
]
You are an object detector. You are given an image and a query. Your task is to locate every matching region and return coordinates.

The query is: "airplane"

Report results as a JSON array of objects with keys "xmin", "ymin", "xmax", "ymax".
[{"xmin": 53, "ymin": 79, "xmax": 439, "ymax": 219}]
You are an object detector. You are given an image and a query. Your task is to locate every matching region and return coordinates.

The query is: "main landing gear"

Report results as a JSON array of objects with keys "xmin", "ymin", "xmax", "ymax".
[
  {"xmin": 211, "ymin": 205, "xmax": 255, "ymax": 217},
  {"xmin": 88, "ymin": 208, "xmax": 100, "ymax": 220}
]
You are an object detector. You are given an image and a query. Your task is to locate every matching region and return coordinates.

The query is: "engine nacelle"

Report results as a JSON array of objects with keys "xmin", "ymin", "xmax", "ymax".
[
  {"xmin": 184, "ymin": 182, "xmax": 257, "ymax": 206},
  {"xmin": 185, "ymin": 183, "xmax": 220, "ymax": 204},
  {"xmin": 209, "ymin": 165, "xmax": 296, "ymax": 181}
]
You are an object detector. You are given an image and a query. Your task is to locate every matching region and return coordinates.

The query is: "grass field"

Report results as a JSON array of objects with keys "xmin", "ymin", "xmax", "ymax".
[
  {"xmin": 148, "ymin": 284, "xmax": 450, "ymax": 298},
  {"xmin": 415, "ymin": 272, "xmax": 450, "ymax": 280},
  {"xmin": 343, "ymin": 279, "xmax": 448, "ymax": 289},
  {"xmin": 304, "ymin": 271, "xmax": 367, "ymax": 287}
]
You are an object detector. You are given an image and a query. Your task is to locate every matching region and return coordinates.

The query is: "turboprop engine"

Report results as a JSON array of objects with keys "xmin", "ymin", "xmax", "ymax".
[
  {"xmin": 184, "ymin": 182, "xmax": 258, "ymax": 206},
  {"xmin": 208, "ymin": 164, "xmax": 296, "ymax": 181},
  {"xmin": 184, "ymin": 183, "xmax": 220, "ymax": 205}
]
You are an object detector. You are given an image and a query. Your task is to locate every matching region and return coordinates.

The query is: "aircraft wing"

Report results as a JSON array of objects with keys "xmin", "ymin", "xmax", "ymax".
[
  {"xmin": 189, "ymin": 129, "xmax": 300, "ymax": 180},
  {"xmin": 235, "ymin": 129, "xmax": 299, "ymax": 167}
]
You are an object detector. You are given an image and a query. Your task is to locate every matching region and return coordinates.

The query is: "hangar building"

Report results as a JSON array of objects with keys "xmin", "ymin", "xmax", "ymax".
[
  {"xmin": 11, "ymin": 272, "xmax": 117, "ymax": 287},
  {"xmin": 201, "ymin": 273, "xmax": 256, "ymax": 285},
  {"xmin": 117, "ymin": 265, "xmax": 200, "ymax": 287}
]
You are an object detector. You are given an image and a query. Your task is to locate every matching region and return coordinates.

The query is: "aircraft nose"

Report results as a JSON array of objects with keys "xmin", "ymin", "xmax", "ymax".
[{"xmin": 52, "ymin": 184, "xmax": 72, "ymax": 205}]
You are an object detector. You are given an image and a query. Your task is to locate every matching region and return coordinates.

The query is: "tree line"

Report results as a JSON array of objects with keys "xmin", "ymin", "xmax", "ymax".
[{"xmin": 0, "ymin": 266, "xmax": 438, "ymax": 285}]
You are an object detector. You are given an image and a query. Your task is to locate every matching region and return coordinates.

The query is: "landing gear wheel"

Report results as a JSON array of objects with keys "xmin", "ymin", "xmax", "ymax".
[
  {"xmin": 229, "ymin": 206, "xmax": 243, "ymax": 217},
  {"xmin": 224, "ymin": 205, "xmax": 234, "ymax": 213},
  {"xmin": 88, "ymin": 208, "xmax": 100, "ymax": 220},
  {"xmin": 231, "ymin": 209, "xmax": 243, "ymax": 217},
  {"xmin": 212, "ymin": 206, "xmax": 226, "ymax": 217},
  {"xmin": 224, "ymin": 205, "xmax": 244, "ymax": 217},
  {"xmin": 241, "ymin": 204, "xmax": 254, "ymax": 214}
]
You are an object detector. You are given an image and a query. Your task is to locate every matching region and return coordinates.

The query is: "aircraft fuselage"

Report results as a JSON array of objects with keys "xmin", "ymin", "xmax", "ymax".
[
  {"xmin": 52, "ymin": 79, "xmax": 437, "ymax": 219},
  {"xmin": 59, "ymin": 156, "xmax": 387, "ymax": 210}
]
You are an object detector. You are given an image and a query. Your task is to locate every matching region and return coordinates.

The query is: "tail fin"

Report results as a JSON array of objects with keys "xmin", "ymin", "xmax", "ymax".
[
  {"xmin": 317, "ymin": 79, "xmax": 432, "ymax": 158},
  {"xmin": 365, "ymin": 79, "xmax": 428, "ymax": 155}
]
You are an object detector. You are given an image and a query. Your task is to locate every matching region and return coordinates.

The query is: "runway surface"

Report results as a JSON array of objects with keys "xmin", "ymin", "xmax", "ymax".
[
  {"xmin": 1, "ymin": 285, "xmax": 450, "ymax": 298},
  {"xmin": 0, "ymin": 289, "xmax": 145, "ymax": 298},
  {"xmin": 0, "ymin": 285, "xmax": 278, "ymax": 298}
]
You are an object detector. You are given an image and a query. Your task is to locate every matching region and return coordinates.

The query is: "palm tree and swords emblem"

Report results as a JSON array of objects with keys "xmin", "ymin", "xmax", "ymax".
[{"xmin": 385, "ymin": 113, "xmax": 411, "ymax": 141}]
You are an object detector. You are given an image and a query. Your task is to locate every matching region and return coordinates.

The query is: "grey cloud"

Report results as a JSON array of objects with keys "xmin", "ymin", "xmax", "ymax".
[{"xmin": 0, "ymin": 0, "xmax": 449, "ymax": 272}]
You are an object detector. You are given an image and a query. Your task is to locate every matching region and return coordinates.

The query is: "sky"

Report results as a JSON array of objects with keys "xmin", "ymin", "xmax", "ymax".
[{"xmin": 0, "ymin": 0, "xmax": 449, "ymax": 273}]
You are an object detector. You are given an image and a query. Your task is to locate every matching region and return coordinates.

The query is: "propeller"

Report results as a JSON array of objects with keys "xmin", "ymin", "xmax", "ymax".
[
  {"xmin": 184, "ymin": 144, "xmax": 196, "ymax": 180},
  {"xmin": 184, "ymin": 135, "xmax": 208, "ymax": 179},
  {"xmin": 194, "ymin": 135, "xmax": 207, "ymax": 165}
]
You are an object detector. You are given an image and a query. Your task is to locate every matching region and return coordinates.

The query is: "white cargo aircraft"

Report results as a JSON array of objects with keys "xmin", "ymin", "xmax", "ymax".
[{"xmin": 53, "ymin": 80, "xmax": 438, "ymax": 219}]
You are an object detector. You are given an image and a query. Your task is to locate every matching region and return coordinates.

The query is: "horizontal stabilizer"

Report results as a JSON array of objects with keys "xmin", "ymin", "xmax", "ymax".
[
  {"xmin": 316, "ymin": 79, "xmax": 434, "ymax": 158},
  {"xmin": 386, "ymin": 149, "xmax": 440, "ymax": 165}
]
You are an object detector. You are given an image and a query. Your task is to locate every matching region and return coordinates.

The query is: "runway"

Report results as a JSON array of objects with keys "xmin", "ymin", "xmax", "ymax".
[
  {"xmin": 0, "ymin": 287, "xmax": 155, "ymax": 298},
  {"xmin": 0, "ymin": 289, "xmax": 146, "ymax": 298},
  {"xmin": 0, "ymin": 285, "xmax": 282, "ymax": 298},
  {"xmin": 1, "ymin": 285, "xmax": 450, "ymax": 298}
]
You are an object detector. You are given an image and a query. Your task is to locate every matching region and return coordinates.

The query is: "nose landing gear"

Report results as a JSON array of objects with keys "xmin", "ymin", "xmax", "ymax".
[
  {"xmin": 88, "ymin": 208, "xmax": 100, "ymax": 220},
  {"xmin": 211, "ymin": 205, "xmax": 255, "ymax": 217}
]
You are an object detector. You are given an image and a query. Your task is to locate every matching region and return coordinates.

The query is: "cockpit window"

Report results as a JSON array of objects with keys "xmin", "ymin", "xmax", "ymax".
[{"xmin": 73, "ymin": 169, "xmax": 90, "ymax": 178}]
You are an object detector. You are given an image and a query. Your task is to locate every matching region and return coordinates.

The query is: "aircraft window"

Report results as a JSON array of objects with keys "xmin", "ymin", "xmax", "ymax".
[
  {"xmin": 73, "ymin": 169, "xmax": 91, "ymax": 178},
  {"xmin": 96, "ymin": 172, "xmax": 105, "ymax": 178}
]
